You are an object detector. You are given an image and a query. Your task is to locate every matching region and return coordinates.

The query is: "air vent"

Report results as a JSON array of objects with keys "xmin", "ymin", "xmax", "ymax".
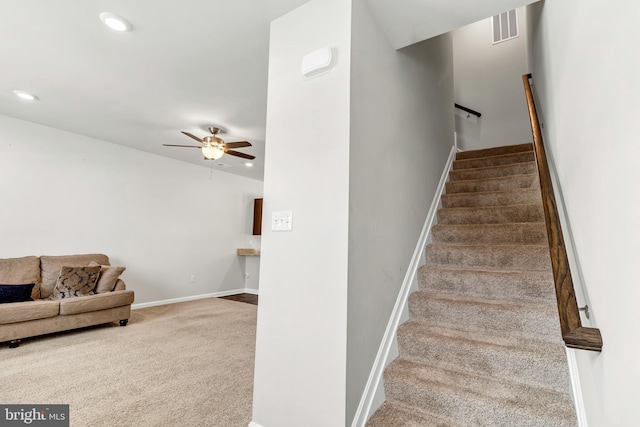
[{"xmin": 492, "ymin": 9, "xmax": 518, "ymax": 44}]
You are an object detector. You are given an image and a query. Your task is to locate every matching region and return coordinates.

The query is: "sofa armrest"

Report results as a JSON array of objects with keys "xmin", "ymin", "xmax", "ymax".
[{"xmin": 113, "ymin": 279, "xmax": 126, "ymax": 291}]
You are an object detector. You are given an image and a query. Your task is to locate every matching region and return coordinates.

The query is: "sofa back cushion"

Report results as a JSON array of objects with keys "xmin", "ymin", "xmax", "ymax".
[
  {"xmin": 0, "ymin": 256, "xmax": 42, "ymax": 299},
  {"xmin": 40, "ymin": 254, "xmax": 110, "ymax": 299}
]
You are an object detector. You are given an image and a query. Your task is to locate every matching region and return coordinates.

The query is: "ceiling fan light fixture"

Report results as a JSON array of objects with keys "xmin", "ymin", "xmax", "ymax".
[
  {"xmin": 99, "ymin": 12, "xmax": 132, "ymax": 32},
  {"xmin": 202, "ymin": 145, "xmax": 224, "ymax": 160}
]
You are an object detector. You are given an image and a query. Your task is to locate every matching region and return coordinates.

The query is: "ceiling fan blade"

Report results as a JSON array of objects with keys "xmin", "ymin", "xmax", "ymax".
[
  {"xmin": 162, "ymin": 144, "xmax": 203, "ymax": 148},
  {"xmin": 225, "ymin": 149, "xmax": 255, "ymax": 160},
  {"xmin": 181, "ymin": 131, "xmax": 204, "ymax": 143},
  {"xmin": 224, "ymin": 141, "xmax": 252, "ymax": 149}
]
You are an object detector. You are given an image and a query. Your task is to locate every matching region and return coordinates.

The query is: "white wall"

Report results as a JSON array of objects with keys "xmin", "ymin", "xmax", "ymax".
[
  {"xmin": 0, "ymin": 115, "xmax": 263, "ymax": 304},
  {"xmin": 453, "ymin": 7, "xmax": 532, "ymax": 150},
  {"xmin": 527, "ymin": 1, "xmax": 640, "ymax": 426},
  {"xmin": 346, "ymin": 0, "xmax": 454, "ymax": 423},
  {"xmin": 251, "ymin": 0, "xmax": 352, "ymax": 426}
]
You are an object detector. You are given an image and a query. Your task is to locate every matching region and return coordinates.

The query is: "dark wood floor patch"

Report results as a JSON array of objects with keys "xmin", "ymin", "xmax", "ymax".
[{"xmin": 219, "ymin": 293, "xmax": 258, "ymax": 305}]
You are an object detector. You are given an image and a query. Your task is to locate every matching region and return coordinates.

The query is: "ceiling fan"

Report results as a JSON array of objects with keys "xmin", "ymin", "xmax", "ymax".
[{"xmin": 163, "ymin": 127, "xmax": 255, "ymax": 161}]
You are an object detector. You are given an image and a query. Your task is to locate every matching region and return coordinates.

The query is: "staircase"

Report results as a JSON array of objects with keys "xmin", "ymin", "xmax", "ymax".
[{"xmin": 366, "ymin": 143, "xmax": 578, "ymax": 427}]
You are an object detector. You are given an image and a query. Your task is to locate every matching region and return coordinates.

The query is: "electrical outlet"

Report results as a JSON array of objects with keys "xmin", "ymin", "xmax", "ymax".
[{"xmin": 190, "ymin": 274, "xmax": 196, "ymax": 283}]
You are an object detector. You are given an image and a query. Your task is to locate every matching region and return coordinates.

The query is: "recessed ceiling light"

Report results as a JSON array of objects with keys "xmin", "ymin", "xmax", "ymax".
[
  {"xmin": 99, "ymin": 12, "xmax": 132, "ymax": 32},
  {"xmin": 13, "ymin": 90, "xmax": 38, "ymax": 101},
  {"xmin": 244, "ymin": 162, "xmax": 254, "ymax": 167}
]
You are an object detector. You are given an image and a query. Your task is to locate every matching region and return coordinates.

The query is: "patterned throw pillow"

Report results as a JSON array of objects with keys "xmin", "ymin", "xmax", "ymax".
[{"xmin": 51, "ymin": 266, "xmax": 101, "ymax": 299}]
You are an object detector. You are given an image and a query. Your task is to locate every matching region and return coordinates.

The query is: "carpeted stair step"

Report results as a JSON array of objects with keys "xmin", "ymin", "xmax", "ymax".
[
  {"xmin": 426, "ymin": 243, "xmax": 551, "ymax": 270},
  {"xmin": 446, "ymin": 173, "xmax": 539, "ymax": 194},
  {"xmin": 437, "ymin": 204, "xmax": 544, "ymax": 225},
  {"xmin": 366, "ymin": 401, "xmax": 459, "ymax": 427},
  {"xmin": 396, "ymin": 321, "xmax": 570, "ymax": 392},
  {"xmin": 418, "ymin": 265, "xmax": 555, "ymax": 302},
  {"xmin": 441, "ymin": 188, "xmax": 541, "ymax": 208},
  {"xmin": 449, "ymin": 161, "xmax": 538, "ymax": 182},
  {"xmin": 431, "ymin": 223, "xmax": 548, "ymax": 245},
  {"xmin": 383, "ymin": 358, "xmax": 577, "ymax": 427},
  {"xmin": 455, "ymin": 143, "xmax": 533, "ymax": 160},
  {"xmin": 408, "ymin": 292, "xmax": 561, "ymax": 341},
  {"xmin": 453, "ymin": 151, "xmax": 535, "ymax": 170}
]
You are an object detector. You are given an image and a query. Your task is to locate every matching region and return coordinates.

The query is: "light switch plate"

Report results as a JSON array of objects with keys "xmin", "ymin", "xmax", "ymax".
[{"xmin": 272, "ymin": 211, "xmax": 293, "ymax": 231}]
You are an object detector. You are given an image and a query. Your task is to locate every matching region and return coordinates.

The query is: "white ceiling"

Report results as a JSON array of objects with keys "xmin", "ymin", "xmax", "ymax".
[
  {"xmin": 0, "ymin": 0, "xmax": 534, "ymax": 181},
  {"xmin": 0, "ymin": 0, "xmax": 310, "ymax": 181}
]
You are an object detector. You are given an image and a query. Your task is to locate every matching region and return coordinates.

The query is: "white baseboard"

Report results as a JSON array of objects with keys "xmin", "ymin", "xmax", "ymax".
[
  {"xmin": 566, "ymin": 348, "xmax": 588, "ymax": 427},
  {"xmin": 248, "ymin": 422, "xmax": 264, "ymax": 427},
  {"xmin": 132, "ymin": 288, "xmax": 259, "ymax": 310},
  {"xmin": 350, "ymin": 145, "xmax": 457, "ymax": 427}
]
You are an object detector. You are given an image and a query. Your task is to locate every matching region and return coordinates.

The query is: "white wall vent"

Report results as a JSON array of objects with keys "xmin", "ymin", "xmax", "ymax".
[{"xmin": 492, "ymin": 9, "xmax": 518, "ymax": 44}]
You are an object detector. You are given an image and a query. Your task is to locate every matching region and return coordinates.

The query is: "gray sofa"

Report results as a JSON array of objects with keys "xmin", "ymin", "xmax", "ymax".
[{"xmin": 0, "ymin": 254, "xmax": 134, "ymax": 348}]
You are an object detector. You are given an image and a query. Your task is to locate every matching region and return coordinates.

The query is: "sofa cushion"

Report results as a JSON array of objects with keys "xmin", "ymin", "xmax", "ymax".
[
  {"xmin": 0, "ymin": 299, "xmax": 60, "ymax": 325},
  {"xmin": 50, "ymin": 266, "xmax": 101, "ymax": 299},
  {"xmin": 59, "ymin": 290, "xmax": 135, "ymax": 316},
  {"xmin": 113, "ymin": 279, "xmax": 126, "ymax": 292},
  {"xmin": 0, "ymin": 284, "xmax": 35, "ymax": 303},
  {"xmin": 0, "ymin": 256, "xmax": 41, "ymax": 299},
  {"xmin": 88, "ymin": 261, "xmax": 126, "ymax": 293},
  {"xmin": 40, "ymin": 254, "xmax": 109, "ymax": 299}
]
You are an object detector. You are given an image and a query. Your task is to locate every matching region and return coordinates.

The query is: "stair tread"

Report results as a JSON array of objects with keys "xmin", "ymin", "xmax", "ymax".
[
  {"xmin": 426, "ymin": 243, "xmax": 552, "ymax": 271},
  {"xmin": 397, "ymin": 322, "xmax": 570, "ymax": 393},
  {"xmin": 385, "ymin": 358, "xmax": 576, "ymax": 425},
  {"xmin": 453, "ymin": 151, "xmax": 536, "ymax": 171},
  {"xmin": 419, "ymin": 263, "xmax": 555, "ymax": 276},
  {"xmin": 446, "ymin": 173, "xmax": 540, "ymax": 194},
  {"xmin": 398, "ymin": 321, "xmax": 565, "ymax": 359},
  {"xmin": 433, "ymin": 222, "xmax": 546, "ymax": 229},
  {"xmin": 455, "ymin": 143, "xmax": 534, "ymax": 160},
  {"xmin": 447, "ymin": 172, "xmax": 539, "ymax": 185},
  {"xmin": 442, "ymin": 187, "xmax": 541, "ymax": 197},
  {"xmin": 410, "ymin": 290, "xmax": 557, "ymax": 310},
  {"xmin": 431, "ymin": 222, "xmax": 548, "ymax": 245},
  {"xmin": 448, "ymin": 160, "xmax": 538, "ymax": 181},
  {"xmin": 427, "ymin": 242, "xmax": 550, "ymax": 253},
  {"xmin": 417, "ymin": 265, "xmax": 556, "ymax": 303},
  {"xmin": 441, "ymin": 190, "xmax": 542, "ymax": 208},
  {"xmin": 438, "ymin": 202, "xmax": 544, "ymax": 212},
  {"xmin": 437, "ymin": 202, "xmax": 544, "ymax": 225},
  {"xmin": 409, "ymin": 281, "xmax": 562, "ymax": 342},
  {"xmin": 449, "ymin": 161, "xmax": 537, "ymax": 180},
  {"xmin": 366, "ymin": 401, "xmax": 461, "ymax": 427},
  {"xmin": 449, "ymin": 163, "xmax": 539, "ymax": 184},
  {"xmin": 426, "ymin": 242, "xmax": 549, "ymax": 249}
]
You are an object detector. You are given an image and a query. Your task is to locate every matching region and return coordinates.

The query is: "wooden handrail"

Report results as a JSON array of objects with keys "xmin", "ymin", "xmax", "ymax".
[
  {"xmin": 454, "ymin": 103, "xmax": 482, "ymax": 118},
  {"xmin": 522, "ymin": 73, "xmax": 602, "ymax": 351}
]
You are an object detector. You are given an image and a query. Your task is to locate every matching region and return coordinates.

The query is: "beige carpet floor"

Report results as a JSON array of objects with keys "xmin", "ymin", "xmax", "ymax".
[{"xmin": 0, "ymin": 298, "xmax": 257, "ymax": 427}]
